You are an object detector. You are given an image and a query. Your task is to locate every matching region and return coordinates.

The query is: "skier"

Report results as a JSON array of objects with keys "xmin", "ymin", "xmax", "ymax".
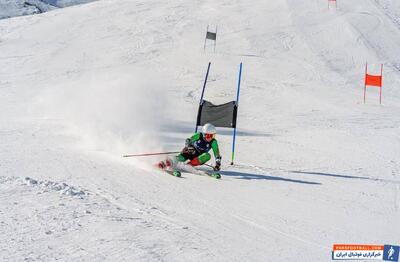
[{"xmin": 159, "ymin": 123, "xmax": 222, "ymax": 171}]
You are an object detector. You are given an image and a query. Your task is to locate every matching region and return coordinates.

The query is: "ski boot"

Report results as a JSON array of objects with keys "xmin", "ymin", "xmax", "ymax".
[
  {"xmin": 157, "ymin": 158, "xmax": 174, "ymax": 170},
  {"xmin": 157, "ymin": 161, "xmax": 167, "ymax": 169},
  {"xmin": 165, "ymin": 158, "xmax": 173, "ymax": 168}
]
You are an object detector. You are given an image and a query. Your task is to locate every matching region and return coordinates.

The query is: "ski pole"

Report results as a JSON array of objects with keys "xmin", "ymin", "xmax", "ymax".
[{"xmin": 122, "ymin": 151, "xmax": 180, "ymax": 158}]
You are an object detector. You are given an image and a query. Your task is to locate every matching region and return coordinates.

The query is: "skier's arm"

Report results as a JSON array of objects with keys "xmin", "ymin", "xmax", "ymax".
[
  {"xmin": 211, "ymin": 140, "xmax": 222, "ymax": 170},
  {"xmin": 185, "ymin": 133, "xmax": 201, "ymax": 146},
  {"xmin": 211, "ymin": 140, "xmax": 221, "ymax": 158}
]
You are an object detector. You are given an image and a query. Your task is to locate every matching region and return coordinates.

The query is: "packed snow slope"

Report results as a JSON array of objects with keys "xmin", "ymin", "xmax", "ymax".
[{"xmin": 1, "ymin": 0, "xmax": 400, "ymax": 261}]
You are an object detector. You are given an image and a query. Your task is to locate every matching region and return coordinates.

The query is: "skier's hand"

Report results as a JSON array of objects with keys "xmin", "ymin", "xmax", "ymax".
[
  {"xmin": 214, "ymin": 156, "xmax": 221, "ymax": 171},
  {"xmin": 187, "ymin": 146, "xmax": 196, "ymax": 154},
  {"xmin": 185, "ymin": 138, "xmax": 192, "ymax": 147},
  {"xmin": 183, "ymin": 146, "xmax": 196, "ymax": 155}
]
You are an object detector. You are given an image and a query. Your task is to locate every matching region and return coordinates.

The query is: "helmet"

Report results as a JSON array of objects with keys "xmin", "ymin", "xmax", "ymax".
[{"xmin": 202, "ymin": 123, "xmax": 217, "ymax": 135}]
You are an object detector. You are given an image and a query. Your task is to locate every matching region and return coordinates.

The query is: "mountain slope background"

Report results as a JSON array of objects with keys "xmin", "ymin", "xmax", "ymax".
[{"xmin": 0, "ymin": 0, "xmax": 95, "ymax": 19}]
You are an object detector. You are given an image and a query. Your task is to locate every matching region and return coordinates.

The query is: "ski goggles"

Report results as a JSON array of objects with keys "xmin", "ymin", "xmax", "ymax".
[{"xmin": 204, "ymin": 133, "xmax": 215, "ymax": 140}]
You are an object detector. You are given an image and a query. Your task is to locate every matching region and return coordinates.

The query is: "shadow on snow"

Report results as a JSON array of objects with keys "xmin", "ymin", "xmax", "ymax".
[
  {"xmin": 290, "ymin": 171, "xmax": 371, "ymax": 180},
  {"xmin": 220, "ymin": 170, "xmax": 321, "ymax": 185},
  {"xmin": 290, "ymin": 171, "xmax": 399, "ymax": 184}
]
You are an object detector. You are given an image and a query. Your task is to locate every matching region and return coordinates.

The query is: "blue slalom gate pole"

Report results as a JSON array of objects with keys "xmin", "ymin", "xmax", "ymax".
[
  {"xmin": 195, "ymin": 62, "xmax": 211, "ymax": 133},
  {"xmin": 231, "ymin": 62, "xmax": 242, "ymax": 165}
]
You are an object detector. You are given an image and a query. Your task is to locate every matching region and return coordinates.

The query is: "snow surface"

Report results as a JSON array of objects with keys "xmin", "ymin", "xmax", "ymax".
[{"xmin": 0, "ymin": 0, "xmax": 399, "ymax": 261}]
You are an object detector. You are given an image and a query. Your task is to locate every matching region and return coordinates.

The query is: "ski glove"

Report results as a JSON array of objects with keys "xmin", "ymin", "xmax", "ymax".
[
  {"xmin": 185, "ymin": 138, "xmax": 192, "ymax": 147},
  {"xmin": 183, "ymin": 146, "xmax": 196, "ymax": 155},
  {"xmin": 214, "ymin": 156, "xmax": 221, "ymax": 171}
]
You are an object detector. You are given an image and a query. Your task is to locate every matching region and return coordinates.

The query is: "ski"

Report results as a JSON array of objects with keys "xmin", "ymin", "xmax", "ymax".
[
  {"xmin": 179, "ymin": 164, "xmax": 221, "ymax": 179},
  {"xmin": 207, "ymin": 172, "xmax": 221, "ymax": 179},
  {"xmin": 197, "ymin": 170, "xmax": 221, "ymax": 179},
  {"xmin": 156, "ymin": 161, "xmax": 181, "ymax": 177},
  {"xmin": 155, "ymin": 161, "xmax": 220, "ymax": 179},
  {"xmin": 164, "ymin": 169, "xmax": 182, "ymax": 177}
]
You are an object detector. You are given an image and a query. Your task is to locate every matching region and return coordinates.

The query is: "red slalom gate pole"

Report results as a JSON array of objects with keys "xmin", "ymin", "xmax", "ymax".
[
  {"xmin": 364, "ymin": 63, "xmax": 367, "ymax": 104},
  {"xmin": 380, "ymin": 64, "xmax": 383, "ymax": 104},
  {"xmin": 123, "ymin": 151, "xmax": 180, "ymax": 158}
]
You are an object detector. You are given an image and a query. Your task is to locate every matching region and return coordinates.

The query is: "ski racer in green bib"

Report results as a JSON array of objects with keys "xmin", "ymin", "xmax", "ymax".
[{"xmin": 176, "ymin": 123, "xmax": 222, "ymax": 171}]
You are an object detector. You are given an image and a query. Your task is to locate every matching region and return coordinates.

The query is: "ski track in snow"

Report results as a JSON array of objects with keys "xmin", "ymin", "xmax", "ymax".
[{"xmin": 0, "ymin": 175, "xmax": 217, "ymax": 261}]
